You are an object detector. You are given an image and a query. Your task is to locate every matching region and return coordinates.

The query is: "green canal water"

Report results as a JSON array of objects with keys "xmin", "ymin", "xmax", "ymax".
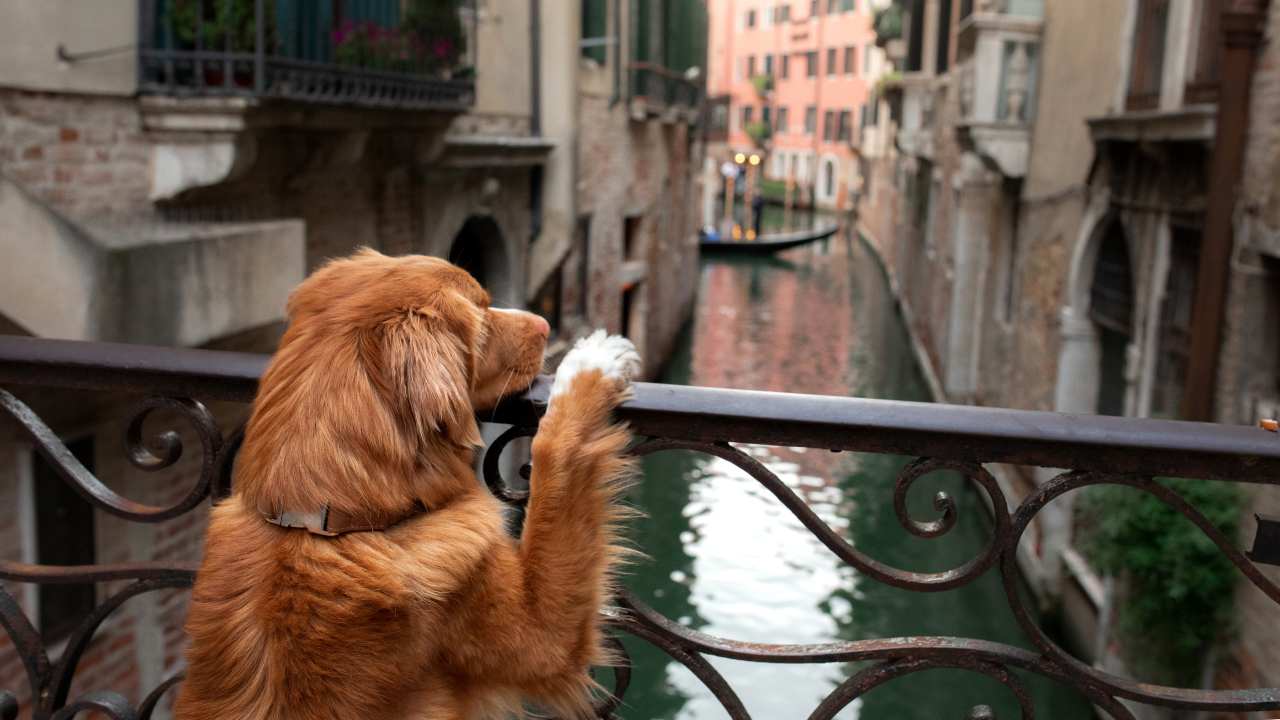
[{"xmin": 615, "ymin": 229, "xmax": 1091, "ymax": 718}]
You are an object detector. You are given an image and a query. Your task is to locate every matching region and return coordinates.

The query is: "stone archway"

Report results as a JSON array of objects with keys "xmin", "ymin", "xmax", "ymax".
[
  {"xmin": 448, "ymin": 216, "xmax": 515, "ymax": 306},
  {"xmin": 1055, "ymin": 209, "xmax": 1137, "ymax": 417}
]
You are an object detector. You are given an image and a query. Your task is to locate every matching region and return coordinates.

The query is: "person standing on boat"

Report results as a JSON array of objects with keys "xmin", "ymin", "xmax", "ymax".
[{"xmin": 751, "ymin": 193, "xmax": 765, "ymax": 239}]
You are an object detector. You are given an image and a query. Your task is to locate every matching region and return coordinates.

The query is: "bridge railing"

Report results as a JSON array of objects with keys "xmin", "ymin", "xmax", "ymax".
[{"xmin": 1, "ymin": 335, "xmax": 1279, "ymax": 719}]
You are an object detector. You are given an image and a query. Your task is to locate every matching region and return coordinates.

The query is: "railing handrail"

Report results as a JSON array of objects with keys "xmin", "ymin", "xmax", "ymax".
[{"xmin": 2, "ymin": 335, "xmax": 1277, "ymax": 480}]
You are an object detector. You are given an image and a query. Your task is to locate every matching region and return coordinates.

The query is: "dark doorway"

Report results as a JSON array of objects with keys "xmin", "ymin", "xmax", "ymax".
[
  {"xmin": 449, "ymin": 216, "xmax": 514, "ymax": 305},
  {"xmin": 1089, "ymin": 220, "xmax": 1134, "ymax": 416}
]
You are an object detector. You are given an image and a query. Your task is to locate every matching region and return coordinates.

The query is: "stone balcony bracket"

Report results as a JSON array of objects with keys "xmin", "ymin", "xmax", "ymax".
[
  {"xmin": 140, "ymin": 96, "xmax": 458, "ymax": 200},
  {"xmin": 954, "ymin": 11, "xmax": 1044, "ymax": 179}
]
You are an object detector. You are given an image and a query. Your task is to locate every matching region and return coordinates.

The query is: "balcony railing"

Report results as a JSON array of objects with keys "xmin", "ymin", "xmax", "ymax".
[
  {"xmin": 137, "ymin": 0, "xmax": 476, "ymax": 111},
  {"xmin": 2, "ymin": 335, "xmax": 1280, "ymax": 718},
  {"xmin": 627, "ymin": 62, "xmax": 703, "ymax": 119}
]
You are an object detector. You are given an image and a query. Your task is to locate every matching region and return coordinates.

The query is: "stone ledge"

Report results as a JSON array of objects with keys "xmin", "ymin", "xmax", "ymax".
[
  {"xmin": 0, "ymin": 175, "xmax": 304, "ymax": 347},
  {"xmin": 1088, "ymin": 105, "xmax": 1217, "ymax": 143}
]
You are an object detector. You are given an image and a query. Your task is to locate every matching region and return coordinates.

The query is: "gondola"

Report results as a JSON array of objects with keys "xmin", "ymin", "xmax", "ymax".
[{"xmin": 699, "ymin": 223, "xmax": 840, "ymax": 256}]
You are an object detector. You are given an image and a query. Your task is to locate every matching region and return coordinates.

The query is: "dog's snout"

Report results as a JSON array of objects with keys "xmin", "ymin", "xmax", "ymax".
[{"xmin": 493, "ymin": 307, "xmax": 551, "ymax": 338}]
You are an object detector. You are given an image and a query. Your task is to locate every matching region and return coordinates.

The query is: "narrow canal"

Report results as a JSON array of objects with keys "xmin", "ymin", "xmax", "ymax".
[{"xmin": 618, "ymin": 227, "xmax": 1090, "ymax": 718}]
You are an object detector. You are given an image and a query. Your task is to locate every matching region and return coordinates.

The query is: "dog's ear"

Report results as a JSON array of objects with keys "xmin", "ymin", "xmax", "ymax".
[{"xmin": 372, "ymin": 306, "xmax": 483, "ymax": 451}]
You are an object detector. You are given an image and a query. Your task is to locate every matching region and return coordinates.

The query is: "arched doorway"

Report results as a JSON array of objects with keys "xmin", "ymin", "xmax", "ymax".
[
  {"xmin": 1087, "ymin": 219, "xmax": 1134, "ymax": 416},
  {"xmin": 448, "ymin": 216, "xmax": 514, "ymax": 305}
]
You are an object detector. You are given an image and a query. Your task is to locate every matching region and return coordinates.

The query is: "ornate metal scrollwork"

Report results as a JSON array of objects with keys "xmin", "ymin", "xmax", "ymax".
[{"xmin": 4, "ymin": 379, "xmax": 1280, "ymax": 718}]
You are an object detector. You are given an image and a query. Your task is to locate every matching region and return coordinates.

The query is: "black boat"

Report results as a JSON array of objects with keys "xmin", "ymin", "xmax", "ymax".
[{"xmin": 699, "ymin": 223, "xmax": 840, "ymax": 255}]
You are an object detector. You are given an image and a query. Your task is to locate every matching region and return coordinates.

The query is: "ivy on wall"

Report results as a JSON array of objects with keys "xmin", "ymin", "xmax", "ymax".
[{"xmin": 1079, "ymin": 479, "xmax": 1243, "ymax": 686}]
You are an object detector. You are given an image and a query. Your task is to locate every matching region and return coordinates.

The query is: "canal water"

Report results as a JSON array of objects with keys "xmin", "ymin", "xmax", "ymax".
[{"xmin": 617, "ymin": 225, "xmax": 1090, "ymax": 718}]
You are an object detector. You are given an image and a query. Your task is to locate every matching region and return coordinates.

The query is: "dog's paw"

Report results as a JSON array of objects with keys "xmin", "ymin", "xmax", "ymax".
[{"xmin": 550, "ymin": 330, "xmax": 641, "ymax": 399}]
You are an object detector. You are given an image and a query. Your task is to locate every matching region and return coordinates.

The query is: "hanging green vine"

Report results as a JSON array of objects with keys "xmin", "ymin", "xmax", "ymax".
[{"xmin": 1079, "ymin": 478, "xmax": 1242, "ymax": 686}]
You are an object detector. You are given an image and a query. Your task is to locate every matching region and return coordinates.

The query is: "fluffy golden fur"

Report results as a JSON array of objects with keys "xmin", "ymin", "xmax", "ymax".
[{"xmin": 174, "ymin": 249, "xmax": 635, "ymax": 719}]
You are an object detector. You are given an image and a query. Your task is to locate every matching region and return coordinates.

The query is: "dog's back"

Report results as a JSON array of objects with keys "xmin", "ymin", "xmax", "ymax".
[{"xmin": 174, "ymin": 493, "xmax": 507, "ymax": 720}]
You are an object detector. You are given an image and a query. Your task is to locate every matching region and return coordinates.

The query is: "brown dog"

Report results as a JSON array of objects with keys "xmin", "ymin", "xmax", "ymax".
[{"xmin": 173, "ymin": 249, "xmax": 639, "ymax": 719}]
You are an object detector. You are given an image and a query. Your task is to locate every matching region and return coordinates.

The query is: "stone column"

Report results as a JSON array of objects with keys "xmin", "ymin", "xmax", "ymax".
[{"xmin": 943, "ymin": 152, "xmax": 1000, "ymax": 401}]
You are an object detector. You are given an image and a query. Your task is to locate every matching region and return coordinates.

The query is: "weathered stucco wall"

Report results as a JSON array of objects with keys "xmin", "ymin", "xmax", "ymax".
[{"xmin": 0, "ymin": 0, "xmax": 137, "ymax": 96}]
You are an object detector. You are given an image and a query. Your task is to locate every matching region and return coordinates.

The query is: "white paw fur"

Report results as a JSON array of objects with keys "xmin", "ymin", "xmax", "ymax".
[{"xmin": 550, "ymin": 330, "xmax": 641, "ymax": 399}]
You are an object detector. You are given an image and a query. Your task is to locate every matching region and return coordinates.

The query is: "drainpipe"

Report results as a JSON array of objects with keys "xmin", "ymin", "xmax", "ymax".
[
  {"xmin": 529, "ymin": 0, "xmax": 545, "ymax": 245},
  {"xmin": 1183, "ymin": 0, "xmax": 1270, "ymax": 422}
]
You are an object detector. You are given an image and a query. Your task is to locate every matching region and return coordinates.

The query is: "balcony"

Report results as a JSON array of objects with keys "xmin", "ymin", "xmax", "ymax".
[
  {"xmin": 137, "ymin": 0, "xmax": 476, "ymax": 112},
  {"xmin": 627, "ymin": 62, "xmax": 703, "ymax": 123},
  {"xmin": 2, "ymin": 336, "xmax": 1280, "ymax": 717},
  {"xmin": 891, "ymin": 72, "xmax": 939, "ymax": 160},
  {"xmin": 955, "ymin": 6, "xmax": 1044, "ymax": 178}
]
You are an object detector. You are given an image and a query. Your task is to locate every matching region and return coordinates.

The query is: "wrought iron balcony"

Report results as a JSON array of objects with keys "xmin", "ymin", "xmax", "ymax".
[
  {"xmin": 137, "ymin": 0, "xmax": 476, "ymax": 111},
  {"xmin": 627, "ymin": 62, "xmax": 702, "ymax": 123},
  {"xmin": 1, "ymin": 335, "xmax": 1280, "ymax": 718}
]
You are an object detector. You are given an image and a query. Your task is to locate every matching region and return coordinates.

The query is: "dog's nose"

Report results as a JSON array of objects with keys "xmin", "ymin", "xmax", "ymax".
[{"xmin": 532, "ymin": 315, "xmax": 551, "ymax": 338}]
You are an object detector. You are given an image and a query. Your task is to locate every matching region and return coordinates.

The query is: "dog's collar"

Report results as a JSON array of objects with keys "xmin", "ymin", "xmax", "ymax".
[{"xmin": 263, "ymin": 502, "xmax": 428, "ymax": 536}]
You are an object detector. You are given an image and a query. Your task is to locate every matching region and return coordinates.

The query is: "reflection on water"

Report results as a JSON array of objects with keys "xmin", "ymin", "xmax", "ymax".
[{"xmin": 619, "ymin": 232, "xmax": 1090, "ymax": 719}]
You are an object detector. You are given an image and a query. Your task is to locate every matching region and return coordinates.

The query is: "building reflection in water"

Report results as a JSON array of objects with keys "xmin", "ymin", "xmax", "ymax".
[{"xmin": 621, "ymin": 231, "xmax": 1090, "ymax": 719}]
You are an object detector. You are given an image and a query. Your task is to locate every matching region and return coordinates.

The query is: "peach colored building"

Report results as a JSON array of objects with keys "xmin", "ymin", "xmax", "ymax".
[{"xmin": 707, "ymin": 0, "xmax": 885, "ymax": 210}]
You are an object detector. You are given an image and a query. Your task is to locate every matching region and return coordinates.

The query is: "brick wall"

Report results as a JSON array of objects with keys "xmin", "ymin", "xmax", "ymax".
[
  {"xmin": 1223, "ymin": 0, "xmax": 1280, "ymax": 693},
  {"xmin": 574, "ymin": 90, "xmax": 702, "ymax": 377},
  {"xmin": 0, "ymin": 89, "xmax": 151, "ymax": 221}
]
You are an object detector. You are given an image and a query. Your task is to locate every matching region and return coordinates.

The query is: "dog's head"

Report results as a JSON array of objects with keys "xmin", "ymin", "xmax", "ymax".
[{"xmin": 237, "ymin": 248, "xmax": 550, "ymax": 515}]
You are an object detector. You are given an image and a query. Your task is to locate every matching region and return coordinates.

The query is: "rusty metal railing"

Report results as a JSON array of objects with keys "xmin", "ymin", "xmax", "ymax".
[{"xmin": 1, "ymin": 335, "xmax": 1280, "ymax": 718}]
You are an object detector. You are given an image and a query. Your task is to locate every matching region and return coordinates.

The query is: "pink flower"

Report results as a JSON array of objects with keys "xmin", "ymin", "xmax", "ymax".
[{"xmin": 433, "ymin": 38, "xmax": 454, "ymax": 59}]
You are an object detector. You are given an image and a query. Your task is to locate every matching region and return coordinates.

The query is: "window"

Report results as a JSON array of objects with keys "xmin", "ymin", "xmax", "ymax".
[
  {"xmin": 762, "ymin": 105, "xmax": 772, "ymax": 128},
  {"xmin": 1186, "ymin": 0, "xmax": 1223, "ymax": 103},
  {"xmin": 34, "ymin": 436, "xmax": 97, "ymax": 643},
  {"xmin": 805, "ymin": 105, "xmax": 817, "ymax": 134},
  {"xmin": 936, "ymin": 0, "xmax": 952, "ymax": 73},
  {"xmin": 580, "ymin": 0, "xmax": 608, "ymax": 63},
  {"xmin": 823, "ymin": 158, "xmax": 836, "ymax": 198},
  {"xmin": 747, "ymin": 55, "xmax": 757, "ymax": 78},
  {"xmin": 1126, "ymin": 0, "xmax": 1170, "ymax": 110},
  {"xmin": 864, "ymin": 45, "xmax": 873, "ymax": 75},
  {"xmin": 810, "ymin": 0, "xmax": 819, "ymax": 17},
  {"xmin": 742, "ymin": 105, "xmax": 755, "ymax": 126},
  {"xmin": 572, "ymin": 216, "xmax": 591, "ymax": 320},
  {"xmin": 827, "ymin": 0, "xmax": 838, "ymax": 11},
  {"xmin": 778, "ymin": 4, "xmax": 791, "ymax": 22},
  {"xmin": 781, "ymin": 54, "xmax": 790, "ymax": 79},
  {"xmin": 777, "ymin": 106, "xmax": 789, "ymax": 133},
  {"xmin": 906, "ymin": 0, "xmax": 925, "ymax": 72},
  {"xmin": 764, "ymin": 53, "xmax": 774, "ymax": 76},
  {"xmin": 827, "ymin": 47, "xmax": 838, "ymax": 75},
  {"xmin": 837, "ymin": 110, "xmax": 851, "ymax": 141},
  {"xmin": 747, "ymin": 8, "xmax": 757, "ymax": 27},
  {"xmin": 806, "ymin": 51, "xmax": 818, "ymax": 77},
  {"xmin": 823, "ymin": 109, "xmax": 835, "ymax": 140},
  {"xmin": 844, "ymin": 46, "xmax": 856, "ymax": 74}
]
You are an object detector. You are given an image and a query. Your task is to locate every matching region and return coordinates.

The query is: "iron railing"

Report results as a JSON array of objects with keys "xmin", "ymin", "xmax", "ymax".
[
  {"xmin": 1, "ymin": 335, "xmax": 1280, "ymax": 718},
  {"xmin": 137, "ymin": 0, "xmax": 476, "ymax": 111}
]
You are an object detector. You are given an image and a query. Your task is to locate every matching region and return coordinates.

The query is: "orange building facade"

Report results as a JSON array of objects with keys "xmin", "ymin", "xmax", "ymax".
[{"xmin": 707, "ymin": 0, "xmax": 883, "ymax": 210}]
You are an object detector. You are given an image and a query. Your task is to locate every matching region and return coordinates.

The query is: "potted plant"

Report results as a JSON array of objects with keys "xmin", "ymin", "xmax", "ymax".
[
  {"xmin": 745, "ymin": 120, "xmax": 772, "ymax": 148},
  {"xmin": 331, "ymin": 0, "xmax": 469, "ymax": 78},
  {"xmin": 169, "ymin": 0, "xmax": 277, "ymax": 87},
  {"xmin": 750, "ymin": 74, "xmax": 774, "ymax": 98}
]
